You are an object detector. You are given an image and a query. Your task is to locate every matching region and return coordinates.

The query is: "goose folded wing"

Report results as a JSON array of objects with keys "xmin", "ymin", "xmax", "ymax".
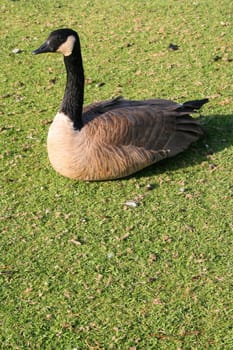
[{"xmin": 85, "ymin": 103, "xmax": 178, "ymax": 152}]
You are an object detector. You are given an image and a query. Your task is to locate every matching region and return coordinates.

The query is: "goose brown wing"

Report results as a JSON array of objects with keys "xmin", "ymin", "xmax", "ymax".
[
  {"xmin": 84, "ymin": 101, "xmax": 202, "ymax": 153},
  {"xmin": 88, "ymin": 105, "xmax": 176, "ymax": 151},
  {"xmin": 82, "ymin": 98, "xmax": 205, "ymax": 177},
  {"xmin": 80, "ymin": 99, "xmax": 206, "ymax": 179},
  {"xmin": 80, "ymin": 105, "xmax": 174, "ymax": 180}
]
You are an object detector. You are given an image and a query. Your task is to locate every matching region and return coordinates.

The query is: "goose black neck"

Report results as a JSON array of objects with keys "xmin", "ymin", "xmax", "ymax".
[{"xmin": 60, "ymin": 43, "xmax": 85, "ymax": 130}]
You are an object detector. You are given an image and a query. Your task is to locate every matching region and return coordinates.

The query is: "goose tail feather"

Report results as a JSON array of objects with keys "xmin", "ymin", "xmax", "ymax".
[
  {"xmin": 165, "ymin": 99, "xmax": 208, "ymax": 157},
  {"xmin": 176, "ymin": 98, "xmax": 209, "ymax": 113}
]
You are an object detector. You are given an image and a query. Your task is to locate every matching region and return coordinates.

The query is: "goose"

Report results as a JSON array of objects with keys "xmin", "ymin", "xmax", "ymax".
[{"xmin": 32, "ymin": 28, "xmax": 208, "ymax": 181}]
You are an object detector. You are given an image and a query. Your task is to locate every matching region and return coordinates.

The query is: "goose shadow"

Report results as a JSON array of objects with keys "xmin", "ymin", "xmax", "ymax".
[{"xmin": 132, "ymin": 113, "xmax": 233, "ymax": 180}]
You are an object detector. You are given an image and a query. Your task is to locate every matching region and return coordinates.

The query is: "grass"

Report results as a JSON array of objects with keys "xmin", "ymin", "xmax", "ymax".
[{"xmin": 0, "ymin": 0, "xmax": 233, "ymax": 349}]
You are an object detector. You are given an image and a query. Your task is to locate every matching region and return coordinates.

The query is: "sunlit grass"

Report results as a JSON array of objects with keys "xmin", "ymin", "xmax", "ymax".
[{"xmin": 0, "ymin": 0, "xmax": 233, "ymax": 349}]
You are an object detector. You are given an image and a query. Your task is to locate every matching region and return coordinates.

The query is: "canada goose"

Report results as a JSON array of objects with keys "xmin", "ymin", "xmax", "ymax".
[{"xmin": 33, "ymin": 28, "xmax": 208, "ymax": 181}]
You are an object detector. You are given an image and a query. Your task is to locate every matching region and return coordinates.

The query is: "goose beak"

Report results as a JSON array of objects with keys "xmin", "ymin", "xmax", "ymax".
[{"xmin": 32, "ymin": 41, "xmax": 51, "ymax": 55}]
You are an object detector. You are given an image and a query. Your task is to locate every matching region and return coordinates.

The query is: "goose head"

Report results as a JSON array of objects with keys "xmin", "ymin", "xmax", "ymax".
[{"xmin": 32, "ymin": 28, "xmax": 79, "ymax": 57}]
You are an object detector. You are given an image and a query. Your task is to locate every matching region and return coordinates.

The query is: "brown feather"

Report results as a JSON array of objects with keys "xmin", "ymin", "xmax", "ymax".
[{"xmin": 47, "ymin": 97, "xmax": 206, "ymax": 180}]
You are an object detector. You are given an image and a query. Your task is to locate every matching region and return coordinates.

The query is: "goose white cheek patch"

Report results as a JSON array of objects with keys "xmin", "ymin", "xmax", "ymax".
[{"xmin": 57, "ymin": 35, "xmax": 76, "ymax": 56}]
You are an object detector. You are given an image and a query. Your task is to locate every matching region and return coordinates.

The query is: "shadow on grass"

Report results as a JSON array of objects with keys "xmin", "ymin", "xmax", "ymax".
[{"xmin": 132, "ymin": 113, "xmax": 233, "ymax": 180}]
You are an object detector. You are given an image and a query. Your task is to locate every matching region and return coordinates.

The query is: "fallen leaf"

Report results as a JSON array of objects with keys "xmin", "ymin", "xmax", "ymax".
[
  {"xmin": 124, "ymin": 200, "xmax": 138, "ymax": 208},
  {"xmin": 118, "ymin": 232, "xmax": 131, "ymax": 241},
  {"xmin": 218, "ymin": 98, "xmax": 232, "ymax": 106},
  {"xmin": 152, "ymin": 298, "xmax": 163, "ymax": 305},
  {"xmin": 69, "ymin": 239, "xmax": 82, "ymax": 246},
  {"xmin": 23, "ymin": 288, "xmax": 33, "ymax": 294}
]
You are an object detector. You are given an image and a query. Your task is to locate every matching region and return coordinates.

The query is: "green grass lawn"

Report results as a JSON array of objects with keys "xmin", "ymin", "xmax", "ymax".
[{"xmin": 1, "ymin": 0, "xmax": 233, "ymax": 349}]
